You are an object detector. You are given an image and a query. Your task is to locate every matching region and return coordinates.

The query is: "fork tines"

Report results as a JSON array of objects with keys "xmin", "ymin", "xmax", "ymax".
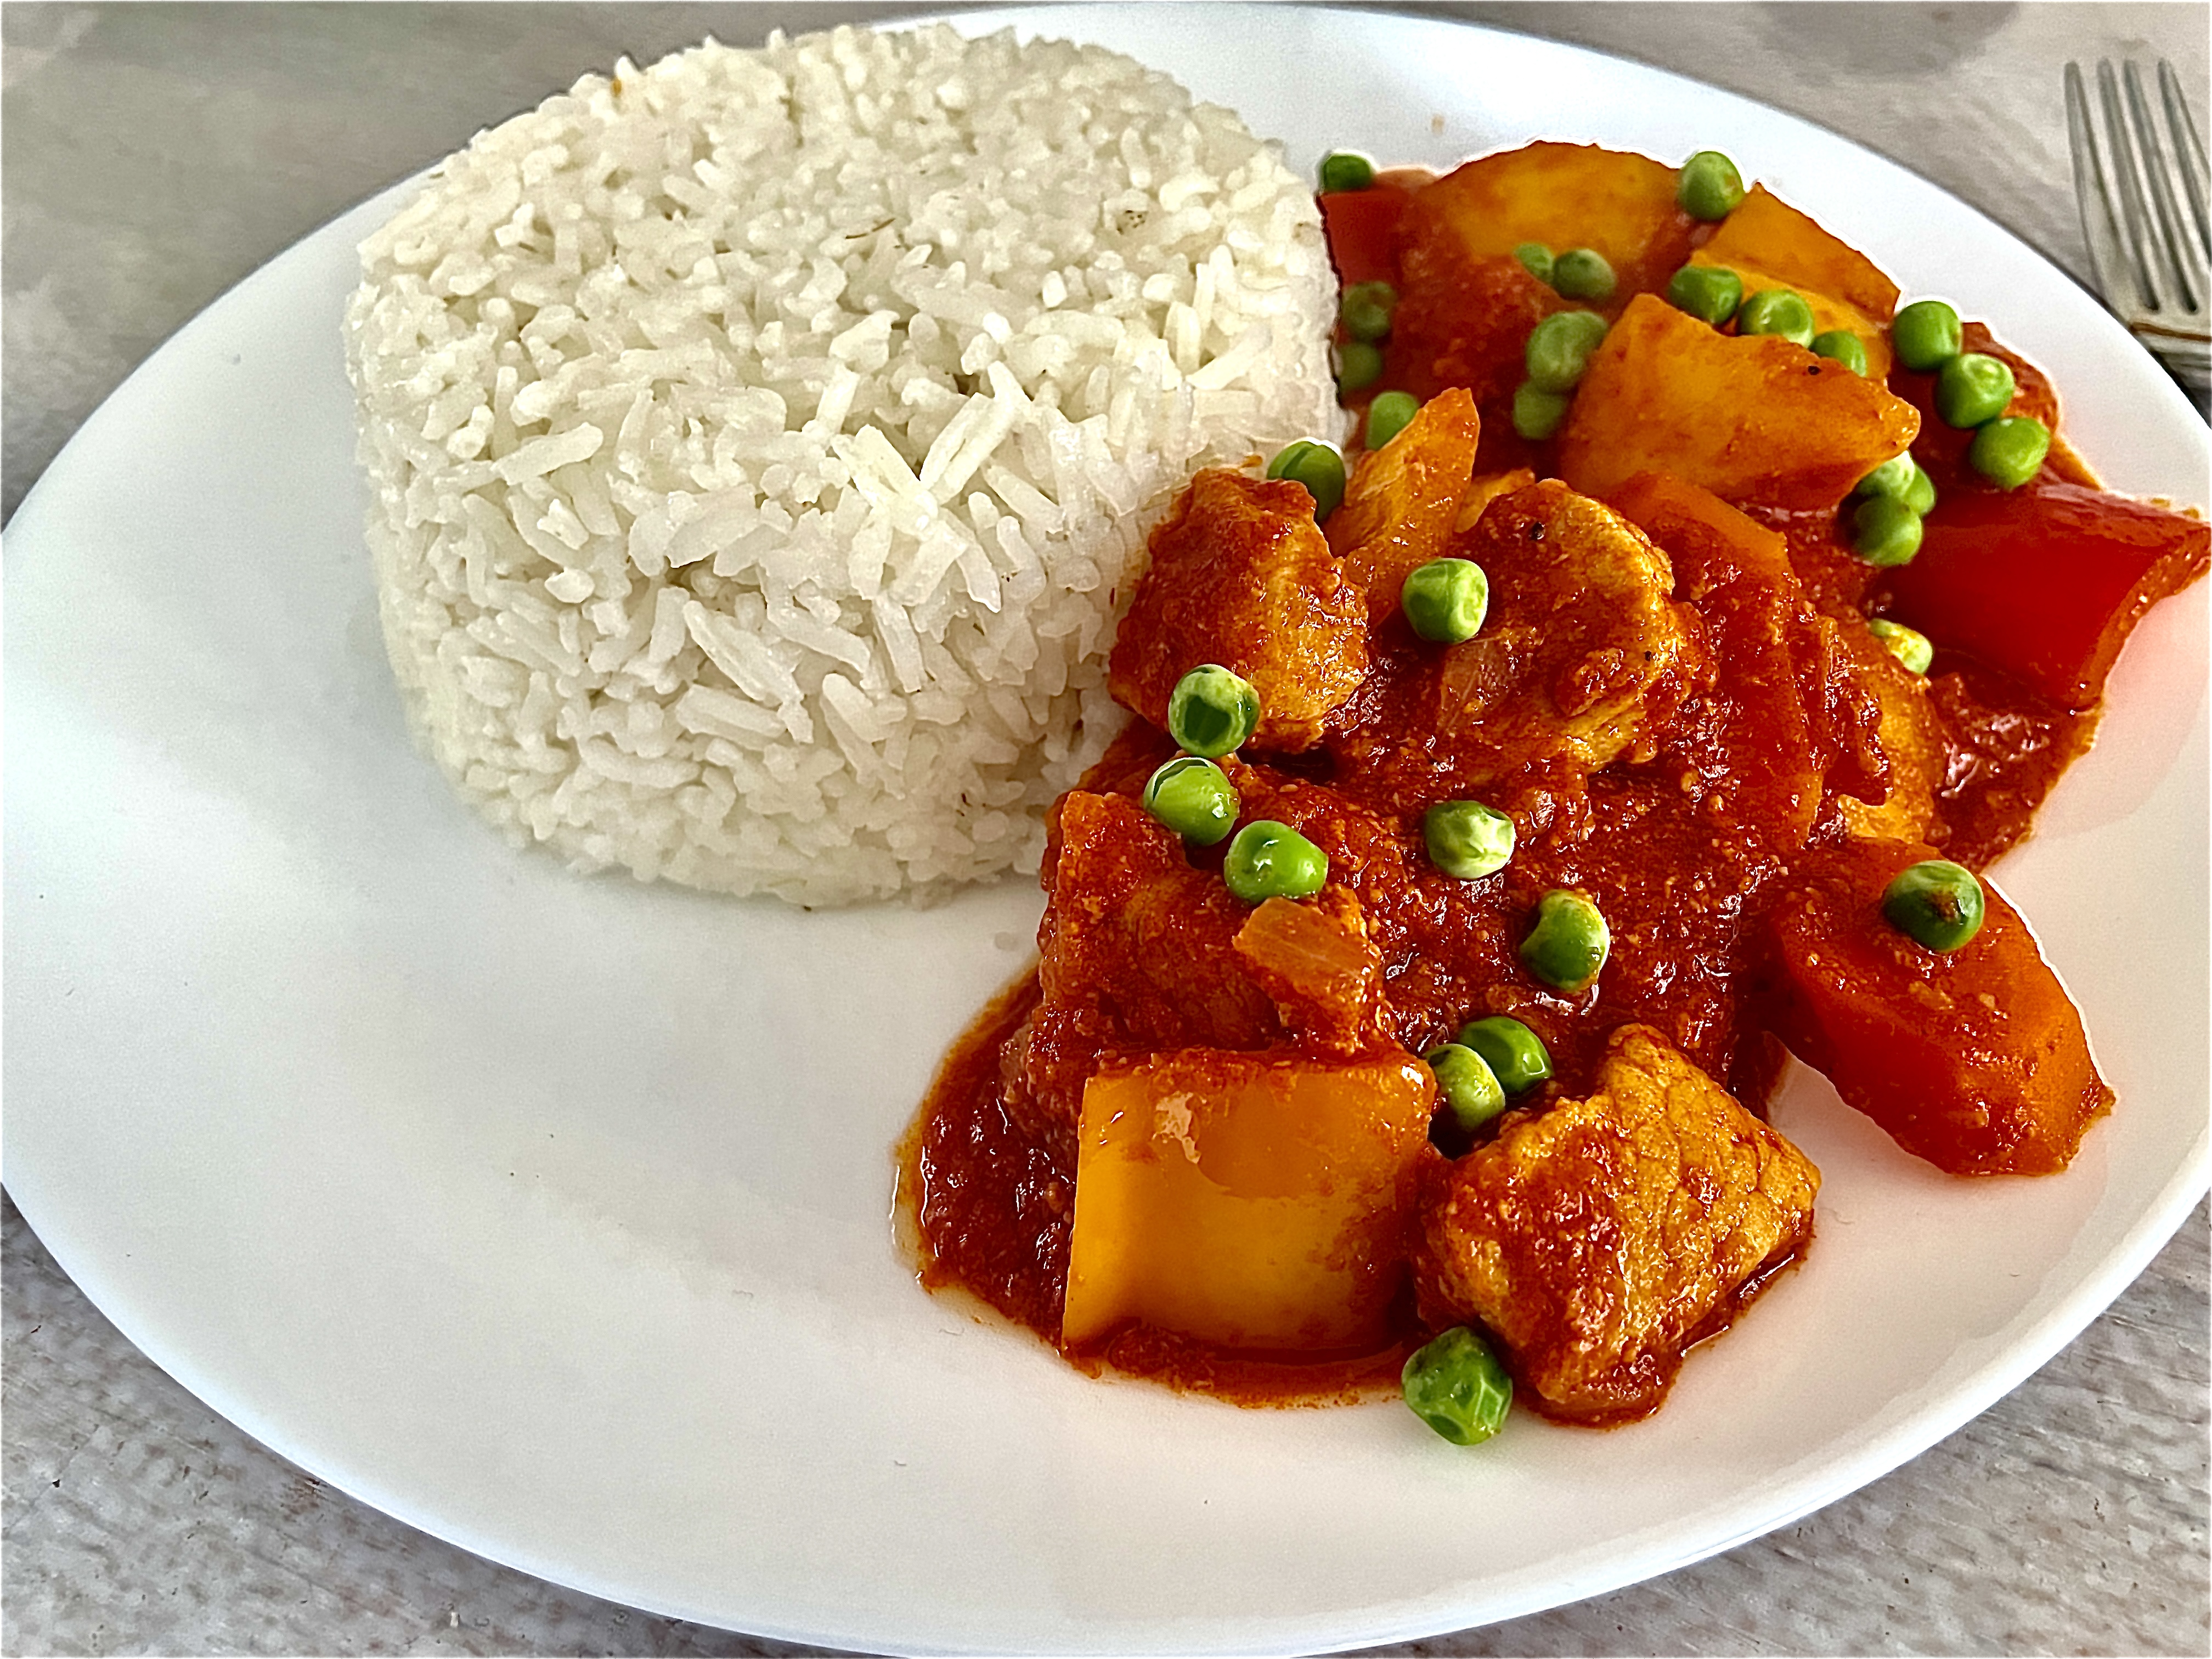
[{"xmin": 2067, "ymin": 57, "xmax": 2211, "ymax": 387}]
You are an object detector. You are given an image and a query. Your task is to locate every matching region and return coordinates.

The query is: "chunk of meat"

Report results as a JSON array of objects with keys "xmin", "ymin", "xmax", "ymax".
[
  {"xmin": 1453, "ymin": 486, "xmax": 1696, "ymax": 773},
  {"xmin": 1232, "ymin": 889, "xmax": 1390, "ymax": 1056},
  {"xmin": 1331, "ymin": 481, "xmax": 1699, "ymax": 799},
  {"xmin": 1415, "ymin": 1025, "xmax": 1819, "ymax": 1422},
  {"xmin": 1327, "ymin": 386, "xmax": 1483, "ymax": 621},
  {"xmin": 1558, "ymin": 294, "xmax": 1921, "ymax": 510},
  {"xmin": 1759, "ymin": 837, "xmax": 2112, "ymax": 1175},
  {"xmin": 1023, "ymin": 791, "xmax": 1279, "ymax": 1133},
  {"xmin": 1110, "ymin": 469, "xmax": 1369, "ymax": 751}
]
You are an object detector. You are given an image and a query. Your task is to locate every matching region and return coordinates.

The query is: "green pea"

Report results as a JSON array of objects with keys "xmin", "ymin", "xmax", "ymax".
[
  {"xmin": 1364, "ymin": 390, "xmax": 1420, "ymax": 450},
  {"xmin": 1811, "ymin": 330, "xmax": 1870, "ymax": 375},
  {"xmin": 1425, "ymin": 1042, "xmax": 1507, "ymax": 1133},
  {"xmin": 1265, "ymin": 438, "xmax": 1347, "ymax": 521},
  {"xmin": 1854, "ymin": 453, "xmax": 1915, "ymax": 499},
  {"xmin": 1512, "ymin": 380, "xmax": 1571, "ymax": 442},
  {"xmin": 1402, "ymin": 1326, "xmax": 1513, "ymax": 1445},
  {"xmin": 1551, "ymin": 247, "xmax": 1616, "ymax": 301},
  {"xmin": 1882, "ymin": 859, "xmax": 1985, "ymax": 952},
  {"xmin": 1677, "ymin": 150, "xmax": 1745, "ymax": 221},
  {"xmin": 1936, "ymin": 352, "xmax": 2016, "ymax": 428},
  {"xmin": 1851, "ymin": 495, "xmax": 1924, "ymax": 567},
  {"xmin": 1318, "ymin": 151, "xmax": 1375, "ymax": 194},
  {"xmin": 1165, "ymin": 663, "xmax": 1261, "ymax": 758},
  {"xmin": 1222, "ymin": 819, "xmax": 1329, "ymax": 903},
  {"xmin": 1903, "ymin": 462, "xmax": 1938, "ymax": 515},
  {"xmin": 1400, "ymin": 558, "xmax": 1490, "ymax": 644},
  {"xmin": 1891, "ymin": 298, "xmax": 1962, "ymax": 372},
  {"xmin": 1139, "ymin": 755, "xmax": 1240, "ymax": 845},
  {"xmin": 1968, "ymin": 415, "xmax": 2050, "ymax": 490},
  {"xmin": 1335, "ymin": 340, "xmax": 1384, "ymax": 394},
  {"xmin": 1340, "ymin": 280, "xmax": 1398, "ymax": 343},
  {"xmin": 1666, "ymin": 263, "xmax": 1744, "ymax": 326},
  {"xmin": 1866, "ymin": 618, "xmax": 1934, "ymax": 675},
  {"xmin": 1736, "ymin": 287, "xmax": 1816, "ymax": 347},
  {"xmin": 1524, "ymin": 309, "xmax": 1610, "ymax": 393},
  {"xmin": 1457, "ymin": 1015, "xmax": 1553, "ymax": 1094},
  {"xmin": 1856, "ymin": 454, "xmax": 1937, "ymax": 515},
  {"xmin": 1513, "ymin": 242, "xmax": 1555, "ymax": 285},
  {"xmin": 1424, "ymin": 799, "xmax": 1515, "ymax": 878},
  {"xmin": 1520, "ymin": 889, "xmax": 1610, "ymax": 992}
]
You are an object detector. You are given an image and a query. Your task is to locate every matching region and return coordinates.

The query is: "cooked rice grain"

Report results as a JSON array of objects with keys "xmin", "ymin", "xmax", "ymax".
[{"xmin": 345, "ymin": 25, "xmax": 1338, "ymax": 904}]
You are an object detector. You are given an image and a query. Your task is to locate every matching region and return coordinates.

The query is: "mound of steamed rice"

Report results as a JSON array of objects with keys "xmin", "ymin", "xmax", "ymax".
[{"xmin": 345, "ymin": 24, "xmax": 1338, "ymax": 905}]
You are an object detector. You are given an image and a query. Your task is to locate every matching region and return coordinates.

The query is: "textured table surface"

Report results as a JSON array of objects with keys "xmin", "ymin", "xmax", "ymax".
[{"xmin": 4, "ymin": 4, "xmax": 2208, "ymax": 1654}]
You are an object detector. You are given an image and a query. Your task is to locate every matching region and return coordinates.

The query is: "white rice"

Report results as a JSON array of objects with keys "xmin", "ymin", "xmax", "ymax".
[{"xmin": 345, "ymin": 24, "xmax": 1338, "ymax": 905}]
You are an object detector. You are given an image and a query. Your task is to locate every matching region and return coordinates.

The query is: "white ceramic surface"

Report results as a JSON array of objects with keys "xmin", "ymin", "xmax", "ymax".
[{"xmin": 6, "ymin": 9, "xmax": 2207, "ymax": 1655}]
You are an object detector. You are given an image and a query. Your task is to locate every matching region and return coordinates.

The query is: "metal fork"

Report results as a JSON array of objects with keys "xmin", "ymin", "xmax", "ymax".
[{"xmin": 2066, "ymin": 58, "xmax": 2210, "ymax": 394}]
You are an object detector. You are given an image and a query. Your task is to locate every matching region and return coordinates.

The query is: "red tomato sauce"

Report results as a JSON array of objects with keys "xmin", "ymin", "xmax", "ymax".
[{"xmin": 899, "ymin": 146, "xmax": 2204, "ymax": 1423}]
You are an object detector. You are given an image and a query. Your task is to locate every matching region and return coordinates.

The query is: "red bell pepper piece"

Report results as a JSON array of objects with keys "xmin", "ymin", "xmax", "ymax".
[
  {"xmin": 1318, "ymin": 183, "xmax": 1413, "ymax": 289},
  {"xmin": 1882, "ymin": 481, "xmax": 2209, "ymax": 711}
]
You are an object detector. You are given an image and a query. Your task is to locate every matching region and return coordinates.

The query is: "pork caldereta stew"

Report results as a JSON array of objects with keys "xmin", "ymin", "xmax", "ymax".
[{"xmin": 906, "ymin": 142, "xmax": 2209, "ymax": 1443}]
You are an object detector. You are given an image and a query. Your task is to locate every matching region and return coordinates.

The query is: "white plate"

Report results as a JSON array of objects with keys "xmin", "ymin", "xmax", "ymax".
[{"xmin": 6, "ymin": 8, "xmax": 2207, "ymax": 1654}]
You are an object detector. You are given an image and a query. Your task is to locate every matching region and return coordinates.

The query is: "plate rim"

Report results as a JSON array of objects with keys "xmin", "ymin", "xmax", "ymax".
[{"xmin": 5, "ymin": 6, "xmax": 2208, "ymax": 1653}]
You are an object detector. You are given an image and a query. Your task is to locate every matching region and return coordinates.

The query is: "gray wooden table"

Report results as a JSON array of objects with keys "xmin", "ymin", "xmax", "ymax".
[{"xmin": 5, "ymin": 5, "xmax": 2207, "ymax": 1654}]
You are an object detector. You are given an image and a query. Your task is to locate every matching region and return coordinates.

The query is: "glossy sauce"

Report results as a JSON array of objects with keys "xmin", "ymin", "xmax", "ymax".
[
  {"xmin": 902, "ymin": 149, "xmax": 2200, "ymax": 1423},
  {"xmin": 901, "ymin": 479, "xmax": 2070, "ymax": 1413},
  {"xmin": 903, "ymin": 974, "xmax": 1068, "ymax": 1336},
  {"xmin": 1923, "ymin": 659, "xmax": 2097, "ymax": 869}
]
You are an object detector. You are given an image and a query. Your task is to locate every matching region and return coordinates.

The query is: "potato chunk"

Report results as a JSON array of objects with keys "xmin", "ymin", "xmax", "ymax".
[
  {"xmin": 1558, "ymin": 294, "xmax": 1920, "ymax": 510},
  {"xmin": 1401, "ymin": 143, "xmax": 1695, "ymax": 303},
  {"xmin": 1761, "ymin": 838, "xmax": 2112, "ymax": 1175},
  {"xmin": 1697, "ymin": 185, "xmax": 1901, "ymax": 318},
  {"xmin": 1110, "ymin": 469, "xmax": 1368, "ymax": 751},
  {"xmin": 1415, "ymin": 1025, "xmax": 1819, "ymax": 1421},
  {"xmin": 1063, "ymin": 1048, "xmax": 1434, "ymax": 1352},
  {"xmin": 1689, "ymin": 185, "xmax": 1900, "ymax": 377},
  {"xmin": 1328, "ymin": 386, "xmax": 1483, "ymax": 620}
]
